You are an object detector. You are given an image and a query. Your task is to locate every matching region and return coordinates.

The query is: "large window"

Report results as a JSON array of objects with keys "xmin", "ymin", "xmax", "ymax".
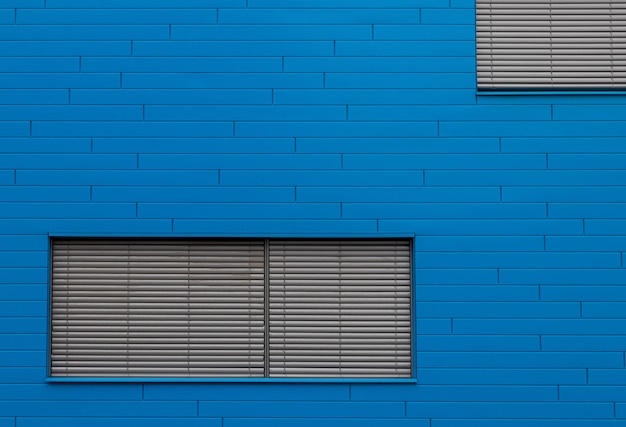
[
  {"xmin": 476, "ymin": 1, "xmax": 626, "ymax": 90},
  {"xmin": 50, "ymin": 238, "xmax": 412, "ymax": 379}
]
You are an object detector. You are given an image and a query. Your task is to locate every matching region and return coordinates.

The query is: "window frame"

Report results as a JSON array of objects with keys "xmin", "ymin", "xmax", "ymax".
[{"xmin": 47, "ymin": 236, "xmax": 416, "ymax": 383}]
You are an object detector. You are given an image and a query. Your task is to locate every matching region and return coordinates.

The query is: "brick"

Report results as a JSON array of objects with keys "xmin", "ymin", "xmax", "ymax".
[
  {"xmin": 0, "ymin": 155, "xmax": 135, "ymax": 170},
  {"xmin": 583, "ymin": 303, "xmax": 626, "ymax": 318},
  {"xmin": 0, "ymin": 384, "xmax": 141, "ymax": 400},
  {"xmin": 139, "ymin": 154, "xmax": 340, "ymax": 170},
  {"xmin": 0, "ymin": 122, "xmax": 29, "ymax": 137},
  {"xmin": 0, "ymin": 73, "xmax": 120, "ymax": 89},
  {"xmin": 0, "ymin": 203, "xmax": 136, "ymax": 219},
  {"xmin": 0, "ymin": 252, "xmax": 47, "ymax": 268},
  {"xmin": 17, "ymin": 9, "xmax": 217, "ymax": 24},
  {"xmin": 326, "ymin": 73, "xmax": 474, "ymax": 89},
  {"xmin": 426, "ymin": 170, "xmax": 626, "ymax": 186},
  {"xmin": 554, "ymin": 105, "xmax": 626, "ymax": 120},
  {"xmin": 504, "ymin": 269, "xmax": 624, "ymax": 286},
  {"xmin": 575, "ymin": 337, "xmax": 625, "ymax": 363},
  {"xmin": 172, "ymin": 24, "xmax": 371, "ymax": 41},
  {"xmin": 345, "ymin": 154, "xmax": 546, "ymax": 170},
  {"xmin": 0, "ymin": 401, "xmax": 197, "ymax": 417},
  {"xmin": 236, "ymin": 121, "xmax": 437, "ymax": 138},
  {"xmin": 82, "ymin": 57, "xmax": 282, "ymax": 73},
  {"xmin": 416, "ymin": 319, "xmax": 453, "ymax": 334},
  {"xmin": 414, "ymin": 252, "xmax": 620, "ymax": 269},
  {"xmin": 418, "ymin": 352, "xmax": 623, "ymax": 369},
  {"xmin": 0, "ymin": 0, "xmax": 42, "ymax": 6},
  {"xmin": 586, "ymin": 220, "xmax": 626, "ymax": 235},
  {"xmin": 342, "ymin": 203, "xmax": 546, "ymax": 219},
  {"xmin": 0, "ymin": 90, "xmax": 68, "ymax": 105},
  {"xmin": 0, "ymin": 268, "xmax": 47, "ymax": 284},
  {"xmin": 18, "ymin": 170, "xmax": 218, "ymax": 186},
  {"xmin": 503, "ymin": 137, "xmax": 626, "ymax": 153},
  {"xmin": 351, "ymin": 385, "xmax": 556, "ymax": 402},
  {"xmin": 0, "ymin": 25, "xmax": 169, "ymax": 41},
  {"xmin": 0, "ymin": 351, "xmax": 44, "ymax": 367},
  {"xmin": 285, "ymin": 57, "xmax": 475, "ymax": 73},
  {"xmin": 248, "ymin": 0, "xmax": 447, "ymax": 6},
  {"xmin": 0, "ymin": 319, "xmax": 45, "ymax": 334},
  {"xmin": 414, "ymin": 236, "xmax": 544, "ymax": 252},
  {"xmin": 374, "ymin": 24, "xmax": 475, "ymax": 40},
  {"xmin": 454, "ymin": 319, "xmax": 626, "ymax": 335},
  {"xmin": 225, "ymin": 420, "xmax": 424, "ymax": 427},
  {"xmin": 199, "ymin": 401, "xmax": 405, "ymax": 418},
  {"xmin": 590, "ymin": 370, "xmax": 626, "ymax": 385},
  {"xmin": 416, "ymin": 269, "xmax": 498, "ymax": 284},
  {"xmin": 70, "ymin": 89, "xmax": 271, "ymax": 105},
  {"xmin": 93, "ymin": 138, "xmax": 294, "ymax": 154},
  {"xmin": 408, "ymin": 402, "xmax": 612, "ymax": 418},
  {"xmin": 145, "ymin": 106, "xmax": 343, "ymax": 121},
  {"xmin": 0, "ymin": 58, "xmax": 78, "ymax": 72},
  {"xmin": 416, "ymin": 335, "xmax": 540, "ymax": 352},
  {"xmin": 379, "ymin": 220, "xmax": 582, "ymax": 235},
  {"xmin": 505, "ymin": 187, "xmax": 626, "ymax": 202},
  {"xmin": 0, "ymin": 172, "xmax": 13, "ymax": 185},
  {"xmin": 0, "ymin": 219, "xmax": 172, "ymax": 234},
  {"xmin": 0, "ymin": 285, "xmax": 46, "ymax": 301},
  {"xmin": 0, "ymin": 235, "xmax": 48, "ymax": 251},
  {"xmin": 541, "ymin": 286, "xmax": 626, "ymax": 302},
  {"xmin": 221, "ymin": 170, "xmax": 424, "ymax": 186},
  {"xmin": 296, "ymin": 138, "xmax": 499, "ymax": 154},
  {"xmin": 0, "ymin": 10, "xmax": 13, "ymax": 24},
  {"xmin": 0, "ymin": 187, "xmax": 89, "ymax": 202},
  {"xmin": 441, "ymin": 121, "xmax": 626, "ymax": 138},
  {"xmin": 0, "ymin": 334, "xmax": 45, "ymax": 350},
  {"xmin": 336, "ymin": 41, "xmax": 474, "ymax": 56},
  {"xmin": 0, "ymin": 368, "xmax": 44, "ymax": 383},
  {"xmin": 46, "ymin": 0, "xmax": 240, "ymax": 6},
  {"xmin": 350, "ymin": 105, "xmax": 551, "ymax": 121},
  {"xmin": 433, "ymin": 420, "xmax": 626, "ymax": 427},
  {"xmin": 0, "ymin": 42, "xmax": 130, "ymax": 56},
  {"xmin": 33, "ymin": 122, "xmax": 233, "ymax": 138},
  {"xmin": 144, "ymin": 383, "xmax": 349, "ymax": 401},
  {"xmin": 218, "ymin": 9, "xmax": 420, "ymax": 24},
  {"xmin": 550, "ymin": 154, "xmax": 626, "ymax": 169},
  {"xmin": 174, "ymin": 219, "xmax": 377, "ymax": 234},
  {"xmin": 123, "ymin": 73, "xmax": 322, "ymax": 89},
  {"xmin": 421, "ymin": 8, "xmax": 475, "ymax": 24},
  {"xmin": 416, "ymin": 285, "xmax": 538, "ymax": 302},
  {"xmin": 547, "ymin": 236, "xmax": 626, "ymax": 252},
  {"xmin": 275, "ymin": 89, "xmax": 475, "ymax": 105},
  {"xmin": 93, "ymin": 187, "xmax": 294, "ymax": 203},
  {"xmin": 0, "ymin": 106, "xmax": 141, "ymax": 121},
  {"xmin": 133, "ymin": 41, "xmax": 334, "ymax": 57},
  {"xmin": 138, "ymin": 203, "xmax": 340, "ymax": 219},
  {"xmin": 560, "ymin": 386, "xmax": 626, "ymax": 402},
  {"xmin": 416, "ymin": 302, "xmax": 580, "ymax": 318},
  {"xmin": 549, "ymin": 203, "xmax": 626, "ymax": 218},
  {"xmin": 417, "ymin": 368, "xmax": 586, "ymax": 385},
  {"xmin": 298, "ymin": 187, "xmax": 498, "ymax": 203},
  {"xmin": 18, "ymin": 419, "xmax": 217, "ymax": 427}
]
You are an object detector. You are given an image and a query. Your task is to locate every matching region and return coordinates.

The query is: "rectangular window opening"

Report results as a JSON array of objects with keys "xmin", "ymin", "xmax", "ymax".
[{"xmin": 49, "ymin": 238, "xmax": 413, "ymax": 380}]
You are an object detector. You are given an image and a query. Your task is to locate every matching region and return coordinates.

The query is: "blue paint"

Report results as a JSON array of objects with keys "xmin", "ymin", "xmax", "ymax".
[{"xmin": 0, "ymin": 1, "xmax": 624, "ymax": 425}]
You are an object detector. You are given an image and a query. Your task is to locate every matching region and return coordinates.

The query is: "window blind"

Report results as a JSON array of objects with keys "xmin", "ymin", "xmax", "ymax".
[
  {"xmin": 51, "ymin": 239, "xmax": 266, "ymax": 377},
  {"xmin": 51, "ymin": 238, "xmax": 412, "ymax": 379},
  {"xmin": 476, "ymin": 0, "xmax": 626, "ymax": 89},
  {"xmin": 268, "ymin": 240, "xmax": 412, "ymax": 378}
]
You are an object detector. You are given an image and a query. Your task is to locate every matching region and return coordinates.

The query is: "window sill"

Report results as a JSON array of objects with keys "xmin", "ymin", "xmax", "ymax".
[{"xmin": 46, "ymin": 377, "xmax": 418, "ymax": 384}]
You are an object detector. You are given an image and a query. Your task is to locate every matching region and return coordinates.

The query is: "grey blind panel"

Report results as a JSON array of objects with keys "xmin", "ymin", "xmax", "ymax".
[
  {"xmin": 268, "ymin": 240, "xmax": 412, "ymax": 378},
  {"xmin": 51, "ymin": 239, "xmax": 265, "ymax": 378},
  {"xmin": 477, "ymin": 0, "xmax": 626, "ymax": 89}
]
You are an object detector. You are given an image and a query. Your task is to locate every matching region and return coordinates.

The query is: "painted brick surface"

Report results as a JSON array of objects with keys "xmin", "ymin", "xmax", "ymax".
[{"xmin": 0, "ymin": 0, "xmax": 624, "ymax": 426}]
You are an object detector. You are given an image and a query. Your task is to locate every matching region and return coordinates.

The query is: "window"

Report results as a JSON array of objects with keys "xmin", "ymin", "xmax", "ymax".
[
  {"xmin": 50, "ymin": 238, "xmax": 412, "ymax": 379},
  {"xmin": 476, "ymin": 1, "xmax": 626, "ymax": 90}
]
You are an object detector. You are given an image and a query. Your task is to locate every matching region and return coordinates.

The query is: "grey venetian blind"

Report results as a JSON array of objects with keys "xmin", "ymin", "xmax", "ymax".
[
  {"xmin": 51, "ymin": 239, "xmax": 266, "ymax": 377},
  {"xmin": 477, "ymin": 0, "xmax": 626, "ymax": 89},
  {"xmin": 268, "ymin": 240, "xmax": 412, "ymax": 378}
]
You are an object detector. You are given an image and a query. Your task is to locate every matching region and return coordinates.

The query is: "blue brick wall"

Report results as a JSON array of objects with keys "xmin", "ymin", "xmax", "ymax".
[{"xmin": 1, "ymin": 0, "xmax": 625, "ymax": 426}]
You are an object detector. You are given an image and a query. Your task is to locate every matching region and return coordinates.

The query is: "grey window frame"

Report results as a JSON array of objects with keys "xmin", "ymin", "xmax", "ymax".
[{"xmin": 49, "ymin": 237, "xmax": 413, "ymax": 380}]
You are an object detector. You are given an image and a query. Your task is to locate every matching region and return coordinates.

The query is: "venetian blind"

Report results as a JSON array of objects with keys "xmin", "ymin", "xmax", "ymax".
[{"xmin": 477, "ymin": 0, "xmax": 626, "ymax": 89}]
